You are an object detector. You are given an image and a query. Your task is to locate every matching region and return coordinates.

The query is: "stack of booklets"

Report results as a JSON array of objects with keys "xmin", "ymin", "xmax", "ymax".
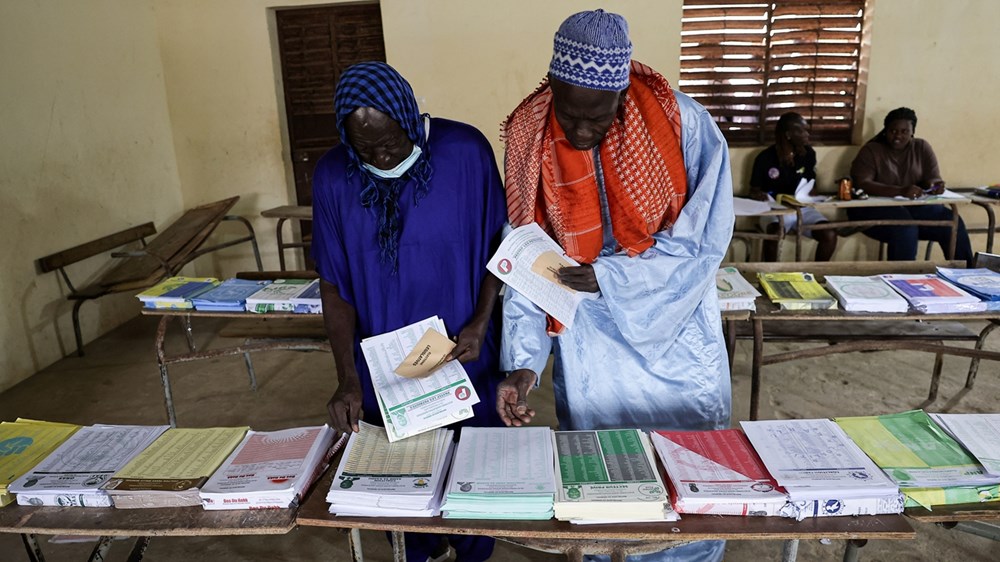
[
  {"xmin": 245, "ymin": 279, "xmax": 314, "ymax": 313},
  {"xmin": 0, "ymin": 419, "xmax": 80, "ymax": 506},
  {"xmin": 929, "ymin": 413, "xmax": 1000, "ymax": 477},
  {"xmin": 102, "ymin": 427, "xmax": 248, "ymax": 509},
  {"xmin": 975, "ymin": 186, "xmax": 1000, "ymax": 199},
  {"xmin": 716, "ymin": 267, "xmax": 761, "ymax": 311},
  {"xmin": 10, "ymin": 425, "xmax": 169, "ymax": 507},
  {"xmin": 191, "ymin": 279, "xmax": 272, "ymax": 312},
  {"xmin": 650, "ymin": 429, "xmax": 791, "ymax": 517},
  {"xmin": 835, "ymin": 410, "xmax": 1000, "ymax": 509},
  {"xmin": 327, "ymin": 422, "xmax": 455, "ymax": 517},
  {"xmin": 758, "ymin": 272, "xmax": 838, "ymax": 310},
  {"xmin": 441, "ymin": 427, "xmax": 555, "ymax": 520},
  {"xmin": 936, "ymin": 267, "xmax": 1000, "ymax": 310},
  {"xmin": 200, "ymin": 425, "xmax": 345, "ymax": 510},
  {"xmin": 824, "ymin": 275, "xmax": 909, "ymax": 313},
  {"xmin": 879, "ymin": 274, "xmax": 986, "ymax": 313},
  {"xmin": 552, "ymin": 428, "xmax": 676, "ymax": 523},
  {"xmin": 289, "ymin": 279, "xmax": 322, "ymax": 314},
  {"xmin": 135, "ymin": 277, "xmax": 219, "ymax": 310},
  {"xmin": 741, "ymin": 419, "xmax": 904, "ymax": 517}
]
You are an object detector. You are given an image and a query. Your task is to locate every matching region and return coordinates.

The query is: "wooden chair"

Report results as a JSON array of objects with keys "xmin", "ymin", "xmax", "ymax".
[{"xmin": 36, "ymin": 196, "xmax": 263, "ymax": 356}]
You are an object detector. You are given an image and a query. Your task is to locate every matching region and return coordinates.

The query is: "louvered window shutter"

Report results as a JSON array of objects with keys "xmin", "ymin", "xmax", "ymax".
[{"xmin": 680, "ymin": 0, "xmax": 869, "ymax": 145}]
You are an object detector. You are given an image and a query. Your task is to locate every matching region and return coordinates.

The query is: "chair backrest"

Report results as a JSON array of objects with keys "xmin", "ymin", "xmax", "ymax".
[
  {"xmin": 974, "ymin": 252, "xmax": 1000, "ymax": 272},
  {"xmin": 36, "ymin": 222, "xmax": 156, "ymax": 274}
]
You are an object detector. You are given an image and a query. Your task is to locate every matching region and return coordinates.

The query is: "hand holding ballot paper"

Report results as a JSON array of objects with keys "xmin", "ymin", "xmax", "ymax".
[{"xmin": 487, "ymin": 223, "xmax": 597, "ymax": 328}]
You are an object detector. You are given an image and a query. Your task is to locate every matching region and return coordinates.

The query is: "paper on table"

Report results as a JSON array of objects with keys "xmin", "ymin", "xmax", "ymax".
[
  {"xmin": 894, "ymin": 188, "xmax": 968, "ymax": 201},
  {"xmin": 929, "ymin": 413, "xmax": 1000, "ymax": 477},
  {"xmin": 733, "ymin": 197, "xmax": 773, "ymax": 216},
  {"xmin": 487, "ymin": 223, "xmax": 596, "ymax": 328},
  {"xmin": 394, "ymin": 328, "xmax": 455, "ymax": 379},
  {"xmin": 113, "ymin": 427, "xmax": 248, "ymax": 480}
]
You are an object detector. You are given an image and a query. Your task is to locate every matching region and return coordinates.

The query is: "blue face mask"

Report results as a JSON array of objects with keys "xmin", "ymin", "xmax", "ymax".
[{"xmin": 361, "ymin": 144, "xmax": 422, "ymax": 179}]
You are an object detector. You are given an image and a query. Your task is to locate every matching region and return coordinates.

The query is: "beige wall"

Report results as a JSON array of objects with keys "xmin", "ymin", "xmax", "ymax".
[{"xmin": 0, "ymin": 0, "xmax": 184, "ymax": 392}]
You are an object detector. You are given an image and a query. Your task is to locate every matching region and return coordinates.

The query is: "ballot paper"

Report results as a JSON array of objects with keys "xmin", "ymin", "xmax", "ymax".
[
  {"xmin": 732, "ymin": 197, "xmax": 774, "ymax": 216},
  {"xmin": 442, "ymin": 427, "xmax": 555, "ymax": 519},
  {"xmin": 929, "ymin": 413, "xmax": 1000, "ymax": 477},
  {"xmin": 326, "ymin": 422, "xmax": 454, "ymax": 517},
  {"xmin": 487, "ymin": 223, "xmax": 597, "ymax": 328},
  {"xmin": 362, "ymin": 316, "xmax": 479, "ymax": 441},
  {"xmin": 0, "ymin": 419, "xmax": 80, "ymax": 507},
  {"xmin": 777, "ymin": 179, "xmax": 828, "ymax": 205},
  {"xmin": 10, "ymin": 425, "xmax": 169, "ymax": 507}
]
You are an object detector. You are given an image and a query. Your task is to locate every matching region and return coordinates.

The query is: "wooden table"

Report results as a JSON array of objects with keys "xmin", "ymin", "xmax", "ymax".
[
  {"xmin": 791, "ymin": 196, "xmax": 971, "ymax": 261},
  {"xmin": 731, "ymin": 205, "xmax": 799, "ymax": 261},
  {"xmin": 729, "ymin": 261, "xmax": 1000, "ymax": 420},
  {"xmin": 946, "ymin": 189, "xmax": 1000, "ymax": 253},
  {"xmin": 0, "ymin": 504, "xmax": 295, "ymax": 562},
  {"xmin": 261, "ymin": 205, "xmax": 312, "ymax": 271},
  {"xmin": 905, "ymin": 503, "xmax": 1000, "ymax": 546}
]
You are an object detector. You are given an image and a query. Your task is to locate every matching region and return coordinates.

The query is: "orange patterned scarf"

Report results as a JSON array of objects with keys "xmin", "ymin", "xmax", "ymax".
[{"xmin": 503, "ymin": 61, "xmax": 687, "ymax": 264}]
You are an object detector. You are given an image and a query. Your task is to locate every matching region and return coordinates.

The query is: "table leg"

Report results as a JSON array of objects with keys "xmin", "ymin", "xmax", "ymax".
[
  {"xmin": 724, "ymin": 318, "xmax": 737, "ymax": 374},
  {"xmin": 795, "ymin": 209, "xmax": 804, "ymax": 262},
  {"xmin": 155, "ymin": 316, "xmax": 178, "ymax": 427},
  {"xmin": 986, "ymin": 204, "xmax": 997, "ymax": 253},
  {"xmin": 927, "ymin": 351, "xmax": 944, "ymax": 402},
  {"xmin": 276, "ymin": 217, "xmax": 288, "ymax": 272},
  {"xmin": 391, "ymin": 530, "xmax": 406, "ymax": 562},
  {"xmin": 750, "ymin": 318, "xmax": 764, "ymax": 421},
  {"xmin": 842, "ymin": 539, "xmax": 867, "ymax": 562},
  {"xmin": 348, "ymin": 528, "xmax": 364, "ymax": 562},
  {"xmin": 566, "ymin": 546, "xmax": 584, "ymax": 562},
  {"xmin": 126, "ymin": 537, "xmax": 150, "ymax": 562},
  {"xmin": 948, "ymin": 203, "xmax": 959, "ymax": 260},
  {"xmin": 242, "ymin": 346, "xmax": 259, "ymax": 392},
  {"xmin": 966, "ymin": 322, "xmax": 1000, "ymax": 389},
  {"xmin": 181, "ymin": 315, "xmax": 196, "ymax": 353},
  {"xmin": 780, "ymin": 538, "xmax": 799, "ymax": 562},
  {"xmin": 87, "ymin": 536, "xmax": 115, "ymax": 562},
  {"xmin": 20, "ymin": 533, "xmax": 45, "ymax": 562}
]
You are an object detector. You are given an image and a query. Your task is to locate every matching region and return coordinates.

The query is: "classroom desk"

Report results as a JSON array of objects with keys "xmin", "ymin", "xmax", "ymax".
[
  {"xmin": 906, "ymin": 503, "xmax": 1000, "ymax": 546},
  {"xmin": 296, "ymin": 471, "xmax": 914, "ymax": 562},
  {"xmin": 790, "ymin": 196, "xmax": 971, "ymax": 261},
  {"xmin": 947, "ymin": 189, "xmax": 1000, "ymax": 253},
  {"xmin": 261, "ymin": 205, "xmax": 312, "ymax": 271},
  {"xmin": 731, "ymin": 204, "xmax": 799, "ymax": 261},
  {"xmin": 0, "ymin": 503, "xmax": 295, "ymax": 562},
  {"xmin": 730, "ymin": 261, "xmax": 1000, "ymax": 420}
]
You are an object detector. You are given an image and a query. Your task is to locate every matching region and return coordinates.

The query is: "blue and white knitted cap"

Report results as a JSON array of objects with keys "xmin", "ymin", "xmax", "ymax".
[{"xmin": 549, "ymin": 9, "xmax": 633, "ymax": 92}]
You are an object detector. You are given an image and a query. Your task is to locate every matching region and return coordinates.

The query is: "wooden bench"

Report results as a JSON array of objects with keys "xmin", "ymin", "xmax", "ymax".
[{"xmin": 36, "ymin": 197, "xmax": 263, "ymax": 356}]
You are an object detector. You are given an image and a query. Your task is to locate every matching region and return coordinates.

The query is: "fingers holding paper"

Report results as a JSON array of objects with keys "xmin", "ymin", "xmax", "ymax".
[
  {"xmin": 556, "ymin": 264, "xmax": 599, "ymax": 293},
  {"xmin": 447, "ymin": 321, "xmax": 486, "ymax": 363},
  {"xmin": 327, "ymin": 375, "xmax": 363, "ymax": 435},
  {"xmin": 496, "ymin": 369, "xmax": 538, "ymax": 427}
]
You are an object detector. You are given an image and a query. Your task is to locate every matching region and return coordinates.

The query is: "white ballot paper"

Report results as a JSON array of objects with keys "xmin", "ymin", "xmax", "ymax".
[
  {"xmin": 362, "ymin": 316, "xmax": 479, "ymax": 442},
  {"xmin": 930, "ymin": 413, "xmax": 1000, "ymax": 477},
  {"xmin": 487, "ymin": 223, "xmax": 596, "ymax": 328}
]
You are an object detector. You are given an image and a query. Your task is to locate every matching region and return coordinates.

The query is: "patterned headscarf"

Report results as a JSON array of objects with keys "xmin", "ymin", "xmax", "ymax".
[{"xmin": 334, "ymin": 62, "xmax": 432, "ymax": 271}]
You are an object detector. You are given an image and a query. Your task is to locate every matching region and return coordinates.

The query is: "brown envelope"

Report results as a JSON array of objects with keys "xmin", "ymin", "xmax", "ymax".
[
  {"xmin": 394, "ymin": 328, "xmax": 456, "ymax": 379},
  {"xmin": 531, "ymin": 250, "xmax": 577, "ymax": 292}
]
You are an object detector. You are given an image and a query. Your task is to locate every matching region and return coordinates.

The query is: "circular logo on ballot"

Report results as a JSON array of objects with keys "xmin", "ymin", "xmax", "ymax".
[
  {"xmin": 497, "ymin": 259, "xmax": 513, "ymax": 274},
  {"xmin": 454, "ymin": 386, "xmax": 471, "ymax": 401}
]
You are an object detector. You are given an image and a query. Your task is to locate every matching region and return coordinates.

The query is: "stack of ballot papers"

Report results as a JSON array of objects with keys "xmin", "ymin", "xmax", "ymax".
[
  {"xmin": 835, "ymin": 410, "xmax": 1000, "ymax": 509},
  {"xmin": 441, "ymin": 427, "xmax": 555, "ymax": 520},
  {"xmin": 200, "ymin": 425, "xmax": 344, "ymax": 510},
  {"xmin": 929, "ymin": 413, "xmax": 1000, "ymax": 477},
  {"xmin": 741, "ymin": 419, "xmax": 904, "ymax": 517},
  {"xmin": 775, "ymin": 178, "xmax": 828, "ymax": 205},
  {"xmin": 102, "ymin": 427, "xmax": 248, "ymax": 509},
  {"xmin": 879, "ymin": 274, "xmax": 987, "ymax": 313},
  {"xmin": 716, "ymin": 267, "xmax": 761, "ymax": 311},
  {"xmin": 552, "ymin": 429, "xmax": 676, "ymax": 523},
  {"xmin": 327, "ymin": 422, "xmax": 454, "ymax": 517},
  {"xmin": 245, "ymin": 279, "xmax": 313, "ymax": 313},
  {"xmin": 732, "ymin": 196, "xmax": 774, "ymax": 216},
  {"xmin": 824, "ymin": 275, "xmax": 909, "ymax": 313},
  {"xmin": 289, "ymin": 278, "xmax": 322, "ymax": 314},
  {"xmin": 191, "ymin": 279, "xmax": 272, "ymax": 312},
  {"xmin": 361, "ymin": 316, "xmax": 479, "ymax": 441},
  {"xmin": 650, "ymin": 429, "xmax": 791, "ymax": 517},
  {"xmin": 10, "ymin": 425, "xmax": 169, "ymax": 507},
  {"xmin": 758, "ymin": 272, "xmax": 838, "ymax": 310},
  {"xmin": 0, "ymin": 419, "xmax": 80, "ymax": 506},
  {"xmin": 936, "ymin": 267, "xmax": 1000, "ymax": 310},
  {"xmin": 135, "ymin": 277, "xmax": 219, "ymax": 310}
]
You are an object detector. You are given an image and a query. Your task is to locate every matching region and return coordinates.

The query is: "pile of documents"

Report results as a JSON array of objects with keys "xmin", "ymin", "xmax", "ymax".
[
  {"xmin": 741, "ymin": 419, "xmax": 904, "ymax": 518},
  {"xmin": 442, "ymin": 427, "xmax": 555, "ymax": 520},
  {"xmin": 245, "ymin": 279, "xmax": 315, "ymax": 313},
  {"xmin": 879, "ymin": 274, "xmax": 986, "ymax": 313},
  {"xmin": 775, "ymin": 178, "xmax": 828, "ymax": 205},
  {"xmin": 327, "ymin": 422, "xmax": 454, "ymax": 517},
  {"xmin": 716, "ymin": 267, "xmax": 761, "ymax": 312},
  {"xmin": 650, "ymin": 429, "xmax": 790, "ymax": 517},
  {"xmin": 0, "ymin": 419, "xmax": 80, "ymax": 506},
  {"xmin": 289, "ymin": 279, "xmax": 322, "ymax": 314},
  {"xmin": 136, "ymin": 277, "xmax": 219, "ymax": 310},
  {"xmin": 835, "ymin": 410, "xmax": 1000, "ymax": 509},
  {"xmin": 191, "ymin": 279, "xmax": 272, "ymax": 312},
  {"xmin": 361, "ymin": 316, "xmax": 478, "ymax": 441},
  {"xmin": 102, "ymin": 427, "xmax": 248, "ymax": 509},
  {"xmin": 936, "ymin": 267, "xmax": 1000, "ymax": 309},
  {"xmin": 200, "ymin": 425, "xmax": 344, "ymax": 510},
  {"xmin": 930, "ymin": 413, "xmax": 1000, "ymax": 477},
  {"xmin": 552, "ymin": 429, "xmax": 676, "ymax": 523},
  {"xmin": 824, "ymin": 275, "xmax": 909, "ymax": 313},
  {"xmin": 758, "ymin": 272, "xmax": 837, "ymax": 310},
  {"xmin": 10, "ymin": 424, "xmax": 168, "ymax": 507}
]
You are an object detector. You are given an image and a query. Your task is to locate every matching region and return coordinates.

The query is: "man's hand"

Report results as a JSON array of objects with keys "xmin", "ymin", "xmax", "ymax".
[
  {"xmin": 901, "ymin": 185, "xmax": 925, "ymax": 200},
  {"xmin": 496, "ymin": 369, "xmax": 538, "ymax": 426},
  {"xmin": 446, "ymin": 321, "xmax": 487, "ymax": 363},
  {"xmin": 327, "ymin": 372, "xmax": 363, "ymax": 435},
  {"xmin": 557, "ymin": 264, "xmax": 599, "ymax": 293},
  {"xmin": 748, "ymin": 188, "xmax": 769, "ymax": 201},
  {"xmin": 927, "ymin": 181, "xmax": 946, "ymax": 195}
]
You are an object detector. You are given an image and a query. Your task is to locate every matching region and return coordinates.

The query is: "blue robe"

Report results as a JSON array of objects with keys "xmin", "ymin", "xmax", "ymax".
[{"xmin": 502, "ymin": 91, "xmax": 734, "ymax": 562}]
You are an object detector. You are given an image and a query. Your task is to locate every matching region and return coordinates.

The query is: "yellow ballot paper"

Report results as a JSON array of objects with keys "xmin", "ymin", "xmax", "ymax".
[
  {"xmin": 106, "ymin": 427, "xmax": 248, "ymax": 490},
  {"xmin": 0, "ymin": 419, "xmax": 80, "ymax": 506},
  {"xmin": 530, "ymin": 250, "xmax": 577, "ymax": 292},
  {"xmin": 394, "ymin": 328, "xmax": 455, "ymax": 379}
]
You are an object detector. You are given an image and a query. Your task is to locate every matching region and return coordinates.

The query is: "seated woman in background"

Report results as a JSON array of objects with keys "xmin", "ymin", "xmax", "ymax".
[
  {"xmin": 749, "ymin": 112, "xmax": 837, "ymax": 261},
  {"xmin": 848, "ymin": 107, "xmax": 973, "ymax": 263}
]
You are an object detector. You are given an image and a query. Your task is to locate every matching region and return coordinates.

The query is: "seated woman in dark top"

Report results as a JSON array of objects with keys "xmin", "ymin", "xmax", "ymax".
[
  {"xmin": 848, "ymin": 107, "xmax": 973, "ymax": 263},
  {"xmin": 749, "ymin": 112, "xmax": 837, "ymax": 261}
]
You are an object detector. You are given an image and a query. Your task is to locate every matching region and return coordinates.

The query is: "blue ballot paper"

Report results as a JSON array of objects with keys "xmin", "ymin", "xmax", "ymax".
[{"xmin": 191, "ymin": 279, "xmax": 272, "ymax": 312}]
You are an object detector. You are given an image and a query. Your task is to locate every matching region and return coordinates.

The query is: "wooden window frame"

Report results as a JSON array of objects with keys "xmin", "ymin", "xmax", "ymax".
[{"xmin": 680, "ymin": 0, "xmax": 872, "ymax": 146}]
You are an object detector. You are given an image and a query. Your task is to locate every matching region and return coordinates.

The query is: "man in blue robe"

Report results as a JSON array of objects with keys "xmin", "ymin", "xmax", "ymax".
[{"xmin": 312, "ymin": 61, "xmax": 504, "ymax": 562}]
